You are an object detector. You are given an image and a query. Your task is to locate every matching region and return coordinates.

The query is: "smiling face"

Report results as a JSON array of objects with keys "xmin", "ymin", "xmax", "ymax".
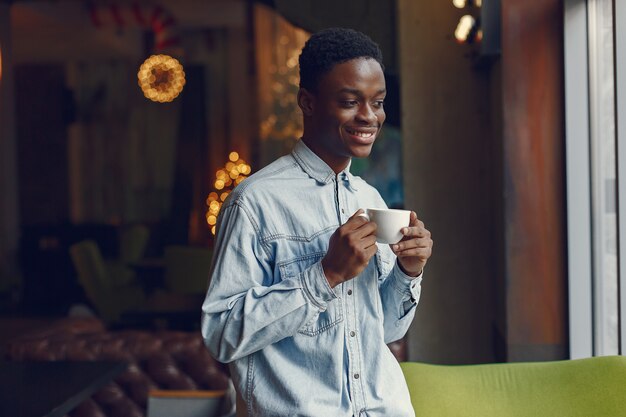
[{"xmin": 298, "ymin": 57, "xmax": 386, "ymax": 173}]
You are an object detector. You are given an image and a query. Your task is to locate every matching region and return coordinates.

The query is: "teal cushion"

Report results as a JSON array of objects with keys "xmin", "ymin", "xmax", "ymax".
[{"xmin": 400, "ymin": 356, "xmax": 626, "ymax": 417}]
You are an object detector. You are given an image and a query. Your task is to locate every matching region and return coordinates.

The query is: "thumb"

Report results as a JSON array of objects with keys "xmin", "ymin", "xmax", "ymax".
[
  {"xmin": 344, "ymin": 209, "xmax": 368, "ymax": 227},
  {"xmin": 350, "ymin": 208, "xmax": 366, "ymax": 220}
]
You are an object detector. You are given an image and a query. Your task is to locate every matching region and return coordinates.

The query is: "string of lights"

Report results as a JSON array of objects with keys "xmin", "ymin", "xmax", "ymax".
[{"xmin": 205, "ymin": 152, "xmax": 252, "ymax": 235}]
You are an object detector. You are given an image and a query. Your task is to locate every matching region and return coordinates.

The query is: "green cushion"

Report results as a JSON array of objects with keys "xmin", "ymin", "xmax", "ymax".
[{"xmin": 400, "ymin": 356, "xmax": 626, "ymax": 417}]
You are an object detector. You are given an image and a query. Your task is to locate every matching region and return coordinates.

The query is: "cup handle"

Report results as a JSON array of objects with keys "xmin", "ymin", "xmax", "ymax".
[{"xmin": 357, "ymin": 211, "xmax": 370, "ymax": 221}]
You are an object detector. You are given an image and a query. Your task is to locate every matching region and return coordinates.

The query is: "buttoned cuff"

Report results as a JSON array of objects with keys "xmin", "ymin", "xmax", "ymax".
[
  {"xmin": 299, "ymin": 261, "xmax": 338, "ymax": 310},
  {"xmin": 391, "ymin": 261, "xmax": 423, "ymax": 303}
]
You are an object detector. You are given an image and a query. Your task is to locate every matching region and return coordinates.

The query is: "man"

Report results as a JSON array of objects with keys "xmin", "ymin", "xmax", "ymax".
[{"xmin": 202, "ymin": 27, "xmax": 433, "ymax": 416}]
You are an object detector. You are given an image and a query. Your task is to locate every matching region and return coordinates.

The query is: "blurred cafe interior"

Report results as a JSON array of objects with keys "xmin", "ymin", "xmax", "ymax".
[{"xmin": 1, "ymin": 0, "xmax": 625, "ymax": 415}]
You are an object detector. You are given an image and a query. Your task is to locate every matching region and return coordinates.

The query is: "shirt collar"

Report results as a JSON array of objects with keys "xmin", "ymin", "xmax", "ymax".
[{"xmin": 292, "ymin": 140, "xmax": 355, "ymax": 186}]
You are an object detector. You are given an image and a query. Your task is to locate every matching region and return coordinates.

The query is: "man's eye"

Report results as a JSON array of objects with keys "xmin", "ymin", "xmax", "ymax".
[
  {"xmin": 341, "ymin": 100, "xmax": 358, "ymax": 107},
  {"xmin": 373, "ymin": 100, "xmax": 385, "ymax": 108}
]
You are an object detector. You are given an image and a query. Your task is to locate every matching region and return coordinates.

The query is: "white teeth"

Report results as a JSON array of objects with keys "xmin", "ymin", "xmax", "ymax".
[{"xmin": 347, "ymin": 129, "xmax": 374, "ymax": 138}]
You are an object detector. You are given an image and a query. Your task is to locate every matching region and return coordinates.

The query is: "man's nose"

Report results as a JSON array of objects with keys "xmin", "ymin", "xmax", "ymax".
[{"xmin": 356, "ymin": 104, "xmax": 377, "ymax": 124}]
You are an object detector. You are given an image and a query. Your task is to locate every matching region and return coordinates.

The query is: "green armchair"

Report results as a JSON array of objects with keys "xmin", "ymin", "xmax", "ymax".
[
  {"xmin": 400, "ymin": 356, "xmax": 626, "ymax": 417},
  {"xmin": 69, "ymin": 239, "xmax": 145, "ymax": 323},
  {"xmin": 70, "ymin": 240, "xmax": 206, "ymax": 329}
]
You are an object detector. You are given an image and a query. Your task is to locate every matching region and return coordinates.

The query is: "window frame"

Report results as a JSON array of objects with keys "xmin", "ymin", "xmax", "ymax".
[{"xmin": 565, "ymin": 0, "xmax": 625, "ymax": 358}]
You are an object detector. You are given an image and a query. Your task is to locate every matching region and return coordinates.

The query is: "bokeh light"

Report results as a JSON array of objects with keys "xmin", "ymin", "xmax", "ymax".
[
  {"xmin": 137, "ymin": 54, "xmax": 186, "ymax": 103},
  {"xmin": 455, "ymin": 15, "xmax": 477, "ymax": 43},
  {"xmin": 206, "ymin": 152, "xmax": 252, "ymax": 235}
]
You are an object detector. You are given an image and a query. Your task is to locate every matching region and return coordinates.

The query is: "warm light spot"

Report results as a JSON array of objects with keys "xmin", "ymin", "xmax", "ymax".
[
  {"xmin": 286, "ymin": 57, "xmax": 298, "ymax": 69},
  {"xmin": 455, "ymin": 15, "xmax": 476, "ymax": 43},
  {"xmin": 137, "ymin": 54, "xmax": 186, "ymax": 103},
  {"xmin": 206, "ymin": 151, "xmax": 252, "ymax": 235},
  {"xmin": 453, "ymin": 0, "xmax": 481, "ymax": 6}
]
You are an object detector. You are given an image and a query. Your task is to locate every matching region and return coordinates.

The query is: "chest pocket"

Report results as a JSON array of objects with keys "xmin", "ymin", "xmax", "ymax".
[{"xmin": 278, "ymin": 251, "xmax": 344, "ymax": 336}]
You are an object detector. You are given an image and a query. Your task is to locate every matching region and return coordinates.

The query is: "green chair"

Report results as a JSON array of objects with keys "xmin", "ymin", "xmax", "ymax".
[
  {"xmin": 163, "ymin": 246, "xmax": 212, "ymax": 295},
  {"xmin": 400, "ymin": 356, "xmax": 626, "ymax": 417},
  {"xmin": 103, "ymin": 224, "xmax": 150, "ymax": 287},
  {"xmin": 118, "ymin": 224, "xmax": 150, "ymax": 264},
  {"xmin": 70, "ymin": 239, "xmax": 146, "ymax": 324}
]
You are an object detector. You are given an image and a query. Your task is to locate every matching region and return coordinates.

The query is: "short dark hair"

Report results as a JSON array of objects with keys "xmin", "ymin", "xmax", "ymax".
[{"xmin": 298, "ymin": 27, "xmax": 384, "ymax": 92}]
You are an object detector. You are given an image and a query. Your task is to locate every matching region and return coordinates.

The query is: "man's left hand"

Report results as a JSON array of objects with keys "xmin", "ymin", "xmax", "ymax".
[{"xmin": 391, "ymin": 211, "xmax": 433, "ymax": 277}]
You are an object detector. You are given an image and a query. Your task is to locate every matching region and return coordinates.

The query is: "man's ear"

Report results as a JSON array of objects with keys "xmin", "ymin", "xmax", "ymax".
[{"xmin": 297, "ymin": 88, "xmax": 315, "ymax": 116}]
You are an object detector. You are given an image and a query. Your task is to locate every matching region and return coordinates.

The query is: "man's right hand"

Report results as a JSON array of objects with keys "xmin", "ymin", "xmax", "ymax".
[{"xmin": 322, "ymin": 209, "xmax": 378, "ymax": 288}]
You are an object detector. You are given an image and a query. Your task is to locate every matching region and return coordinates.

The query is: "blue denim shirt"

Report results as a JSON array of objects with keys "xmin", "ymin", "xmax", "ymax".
[{"xmin": 201, "ymin": 140, "xmax": 422, "ymax": 417}]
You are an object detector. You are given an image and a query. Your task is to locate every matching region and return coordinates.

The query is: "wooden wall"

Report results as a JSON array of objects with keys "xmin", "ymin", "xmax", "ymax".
[{"xmin": 502, "ymin": 0, "xmax": 567, "ymax": 361}]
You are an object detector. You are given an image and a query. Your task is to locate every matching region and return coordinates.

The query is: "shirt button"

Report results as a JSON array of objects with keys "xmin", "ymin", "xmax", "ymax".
[
  {"xmin": 341, "ymin": 208, "xmax": 345, "ymax": 213},
  {"xmin": 347, "ymin": 289, "xmax": 353, "ymax": 295},
  {"xmin": 350, "ymin": 331, "xmax": 356, "ymax": 337},
  {"xmin": 354, "ymin": 373, "xmax": 360, "ymax": 379}
]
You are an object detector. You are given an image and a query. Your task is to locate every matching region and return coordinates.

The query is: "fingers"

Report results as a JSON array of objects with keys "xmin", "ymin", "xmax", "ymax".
[
  {"xmin": 401, "ymin": 215, "xmax": 430, "ymax": 239},
  {"xmin": 395, "ymin": 246, "xmax": 432, "ymax": 259},
  {"xmin": 344, "ymin": 209, "xmax": 369, "ymax": 229},
  {"xmin": 349, "ymin": 208, "xmax": 365, "ymax": 220},
  {"xmin": 392, "ymin": 237, "xmax": 432, "ymax": 252},
  {"xmin": 344, "ymin": 209, "xmax": 377, "ymax": 238},
  {"xmin": 401, "ymin": 226, "xmax": 430, "ymax": 239},
  {"xmin": 362, "ymin": 234, "xmax": 378, "ymax": 249}
]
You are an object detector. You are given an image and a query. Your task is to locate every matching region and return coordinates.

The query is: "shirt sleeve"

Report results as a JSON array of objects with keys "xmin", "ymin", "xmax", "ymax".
[
  {"xmin": 377, "ymin": 245, "xmax": 423, "ymax": 344},
  {"xmin": 201, "ymin": 201, "xmax": 337, "ymax": 363}
]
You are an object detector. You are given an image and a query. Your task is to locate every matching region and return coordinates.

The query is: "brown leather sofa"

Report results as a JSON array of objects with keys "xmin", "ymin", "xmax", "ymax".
[
  {"xmin": 5, "ymin": 318, "xmax": 231, "ymax": 417},
  {"xmin": 5, "ymin": 318, "xmax": 407, "ymax": 417}
]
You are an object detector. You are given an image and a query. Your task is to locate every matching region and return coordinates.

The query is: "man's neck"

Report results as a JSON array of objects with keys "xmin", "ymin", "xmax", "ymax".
[{"xmin": 301, "ymin": 137, "xmax": 350, "ymax": 174}]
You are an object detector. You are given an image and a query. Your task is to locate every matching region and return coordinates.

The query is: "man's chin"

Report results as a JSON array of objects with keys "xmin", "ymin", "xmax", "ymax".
[{"xmin": 349, "ymin": 144, "xmax": 374, "ymax": 159}]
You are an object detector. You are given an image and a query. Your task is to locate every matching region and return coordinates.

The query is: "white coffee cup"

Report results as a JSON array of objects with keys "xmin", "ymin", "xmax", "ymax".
[{"xmin": 358, "ymin": 208, "xmax": 411, "ymax": 244}]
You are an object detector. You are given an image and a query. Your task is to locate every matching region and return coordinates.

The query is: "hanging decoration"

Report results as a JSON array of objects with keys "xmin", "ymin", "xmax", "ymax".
[
  {"xmin": 89, "ymin": 2, "xmax": 186, "ymax": 102},
  {"xmin": 89, "ymin": 3, "xmax": 181, "ymax": 53},
  {"xmin": 206, "ymin": 152, "xmax": 252, "ymax": 235}
]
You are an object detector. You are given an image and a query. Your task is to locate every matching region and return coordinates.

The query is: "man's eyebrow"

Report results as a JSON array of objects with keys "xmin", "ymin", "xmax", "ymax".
[{"xmin": 337, "ymin": 88, "xmax": 387, "ymax": 96}]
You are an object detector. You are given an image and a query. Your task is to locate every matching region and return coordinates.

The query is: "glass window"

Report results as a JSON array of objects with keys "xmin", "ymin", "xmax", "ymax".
[{"xmin": 566, "ymin": 0, "xmax": 625, "ymax": 357}]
